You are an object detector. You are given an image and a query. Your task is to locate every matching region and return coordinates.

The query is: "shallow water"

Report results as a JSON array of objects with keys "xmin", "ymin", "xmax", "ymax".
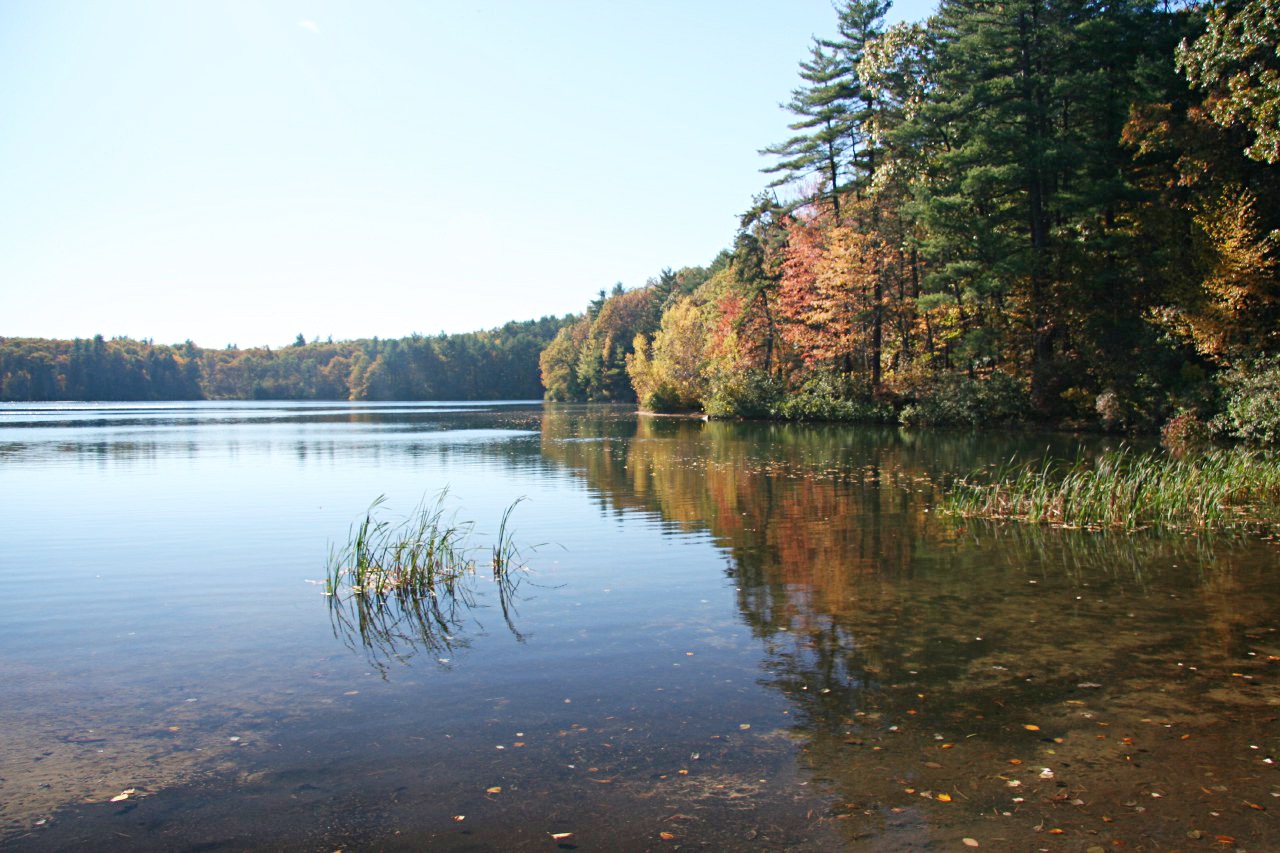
[{"xmin": 1, "ymin": 401, "xmax": 1277, "ymax": 850}]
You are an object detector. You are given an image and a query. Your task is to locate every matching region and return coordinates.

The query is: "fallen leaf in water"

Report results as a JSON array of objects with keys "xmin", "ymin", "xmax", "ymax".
[
  {"xmin": 659, "ymin": 831, "xmax": 676, "ymax": 841},
  {"xmin": 739, "ymin": 724, "xmax": 751, "ymax": 730},
  {"xmin": 963, "ymin": 839, "xmax": 980, "ymax": 848},
  {"xmin": 936, "ymin": 793, "xmax": 952, "ymax": 802},
  {"xmin": 550, "ymin": 832, "xmax": 573, "ymax": 840},
  {"xmin": 486, "ymin": 787, "xmax": 502, "ymax": 794},
  {"xmin": 1024, "ymin": 724, "xmax": 1040, "ymax": 732},
  {"xmin": 1008, "ymin": 759, "xmax": 1023, "ymax": 765},
  {"xmin": 110, "ymin": 793, "xmax": 129, "ymax": 803},
  {"xmin": 1048, "ymin": 828, "xmax": 1064, "ymax": 835},
  {"xmin": 452, "ymin": 815, "xmax": 465, "ymax": 822},
  {"xmin": 1216, "ymin": 836, "xmax": 1236, "ymax": 844}
]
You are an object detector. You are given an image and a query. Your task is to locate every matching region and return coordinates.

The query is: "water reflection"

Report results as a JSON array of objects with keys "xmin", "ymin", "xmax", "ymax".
[
  {"xmin": 539, "ymin": 406, "xmax": 1280, "ymax": 847},
  {"xmin": 327, "ymin": 573, "xmax": 528, "ymax": 676}
]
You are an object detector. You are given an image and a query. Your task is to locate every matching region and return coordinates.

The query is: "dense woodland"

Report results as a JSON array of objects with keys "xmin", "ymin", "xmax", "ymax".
[
  {"xmin": 0, "ymin": 317, "xmax": 565, "ymax": 402},
  {"xmin": 541, "ymin": 0, "xmax": 1280, "ymax": 443}
]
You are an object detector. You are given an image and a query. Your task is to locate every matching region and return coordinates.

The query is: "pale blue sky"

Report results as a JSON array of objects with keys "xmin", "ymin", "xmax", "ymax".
[{"xmin": 0, "ymin": 0, "xmax": 934, "ymax": 348}]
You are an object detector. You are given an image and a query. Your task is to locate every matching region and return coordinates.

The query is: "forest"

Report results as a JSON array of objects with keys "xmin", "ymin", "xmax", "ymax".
[
  {"xmin": 0, "ymin": 317, "xmax": 566, "ymax": 402},
  {"xmin": 540, "ymin": 0, "xmax": 1280, "ymax": 444}
]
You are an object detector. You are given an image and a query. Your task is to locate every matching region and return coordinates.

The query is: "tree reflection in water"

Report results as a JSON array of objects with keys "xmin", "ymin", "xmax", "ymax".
[{"xmin": 539, "ymin": 405, "xmax": 1280, "ymax": 847}]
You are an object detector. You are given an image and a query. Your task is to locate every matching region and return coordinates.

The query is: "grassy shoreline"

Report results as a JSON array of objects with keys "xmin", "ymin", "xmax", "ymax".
[{"xmin": 943, "ymin": 446, "xmax": 1280, "ymax": 534}]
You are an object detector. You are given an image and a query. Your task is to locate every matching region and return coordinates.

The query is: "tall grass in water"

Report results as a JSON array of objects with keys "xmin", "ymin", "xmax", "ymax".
[
  {"xmin": 325, "ymin": 491, "xmax": 528, "ymax": 597},
  {"xmin": 944, "ymin": 446, "xmax": 1280, "ymax": 533},
  {"xmin": 324, "ymin": 492, "xmax": 534, "ymax": 673}
]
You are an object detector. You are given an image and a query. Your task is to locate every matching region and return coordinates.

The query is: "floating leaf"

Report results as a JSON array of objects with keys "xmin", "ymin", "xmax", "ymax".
[
  {"xmin": 739, "ymin": 724, "xmax": 751, "ymax": 731},
  {"xmin": 110, "ymin": 793, "xmax": 130, "ymax": 803},
  {"xmin": 936, "ymin": 793, "xmax": 952, "ymax": 802},
  {"xmin": 963, "ymin": 839, "xmax": 980, "ymax": 848},
  {"xmin": 1024, "ymin": 724, "xmax": 1041, "ymax": 732},
  {"xmin": 452, "ymin": 815, "xmax": 465, "ymax": 822},
  {"xmin": 659, "ymin": 831, "xmax": 676, "ymax": 840},
  {"xmin": 486, "ymin": 786, "xmax": 502, "ymax": 794},
  {"xmin": 550, "ymin": 832, "xmax": 573, "ymax": 840}
]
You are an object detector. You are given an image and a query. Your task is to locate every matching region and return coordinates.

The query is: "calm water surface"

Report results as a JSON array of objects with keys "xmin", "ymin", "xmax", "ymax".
[{"xmin": 1, "ymin": 401, "xmax": 1278, "ymax": 850}]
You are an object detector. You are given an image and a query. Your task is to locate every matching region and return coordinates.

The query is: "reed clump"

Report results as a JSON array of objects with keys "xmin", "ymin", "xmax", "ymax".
[
  {"xmin": 325, "ymin": 492, "xmax": 527, "ymax": 597},
  {"xmin": 944, "ymin": 446, "xmax": 1280, "ymax": 533}
]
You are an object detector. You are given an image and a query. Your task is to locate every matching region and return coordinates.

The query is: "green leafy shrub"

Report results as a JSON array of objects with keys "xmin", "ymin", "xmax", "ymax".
[
  {"xmin": 899, "ymin": 371, "xmax": 1030, "ymax": 428},
  {"xmin": 641, "ymin": 381, "xmax": 690, "ymax": 414},
  {"xmin": 771, "ymin": 374, "xmax": 894, "ymax": 423},
  {"xmin": 705, "ymin": 370, "xmax": 782, "ymax": 418},
  {"xmin": 1214, "ymin": 356, "xmax": 1280, "ymax": 446}
]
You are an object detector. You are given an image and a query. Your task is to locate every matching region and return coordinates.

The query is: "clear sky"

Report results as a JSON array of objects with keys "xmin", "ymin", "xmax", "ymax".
[{"xmin": 0, "ymin": 0, "xmax": 935, "ymax": 348}]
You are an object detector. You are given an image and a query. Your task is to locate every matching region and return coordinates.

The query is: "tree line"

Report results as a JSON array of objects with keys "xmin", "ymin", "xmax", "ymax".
[
  {"xmin": 541, "ymin": 0, "xmax": 1280, "ymax": 443},
  {"xmin": 1, "ymin": 317, "xmax": 567, "ymax": 402}
]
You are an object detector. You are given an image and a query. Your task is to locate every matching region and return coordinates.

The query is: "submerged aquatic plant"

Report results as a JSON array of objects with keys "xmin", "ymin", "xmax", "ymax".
[{"xmin": 943, "ymin": 446, "xmax": 1280, "ymax": 533}]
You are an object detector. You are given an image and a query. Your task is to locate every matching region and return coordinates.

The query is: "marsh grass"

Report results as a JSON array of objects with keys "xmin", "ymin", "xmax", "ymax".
[
  {"xmin": 944, "ymin": 446, "xmax": 1280, "ymax": 533},
  {"xmin": 324, "ymin": 492, "xmax": 535, "ymax": 673},
  {"xmin": 325, "ymin": 491, "xmax": 529, "ymax": 597}
]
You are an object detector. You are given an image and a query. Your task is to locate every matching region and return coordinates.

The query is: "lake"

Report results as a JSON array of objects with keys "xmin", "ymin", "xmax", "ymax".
[{"xmin": 2, "ymin": 401, "xmax": 1278, "ymax": 850}]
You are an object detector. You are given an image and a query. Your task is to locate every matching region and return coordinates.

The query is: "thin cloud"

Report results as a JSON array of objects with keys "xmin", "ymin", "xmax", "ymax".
[{"xmin": 299, "ymin": 20, "xmax": 320, "ymax": 34}]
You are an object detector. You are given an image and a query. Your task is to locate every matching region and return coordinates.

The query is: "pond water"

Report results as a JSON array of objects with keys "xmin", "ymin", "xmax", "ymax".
[{"xmin": 1, "ymin": 401, "xmax": 1278, "ymax": 850}]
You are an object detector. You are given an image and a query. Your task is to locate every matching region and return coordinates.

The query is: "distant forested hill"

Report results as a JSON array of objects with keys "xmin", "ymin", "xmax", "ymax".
[{"xmin": 0, "ymin": 317, "xmax": 568, "ymax": 401}]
